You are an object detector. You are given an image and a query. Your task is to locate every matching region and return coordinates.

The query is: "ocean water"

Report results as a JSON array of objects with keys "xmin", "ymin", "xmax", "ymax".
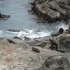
[{"xmin": 0, "ymin": 0, "xmax": 69, "ymax": 39}]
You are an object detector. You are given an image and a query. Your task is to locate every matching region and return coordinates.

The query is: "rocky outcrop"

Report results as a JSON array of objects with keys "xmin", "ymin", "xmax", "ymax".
[
  {"xmin": 32, "ymin": 0, "xmax": 70, "ymax": 22},
  {"xmin": 0, "ymin": 38, "xmax": 69, "ymax": 70},
  {"xmin": 39, "ymin": 56, "xmax": 69, "ymax": 70},
  {"xmin": 7, "ymin": 29, "xmax": 20, "ymax": 32},
  {"xmin": 0, "ymin": 13, "xmax": 10, "ymax": 19},
  {"xmin": 53, "ymin": 34, "xmax": 70, "ymax": 52}
]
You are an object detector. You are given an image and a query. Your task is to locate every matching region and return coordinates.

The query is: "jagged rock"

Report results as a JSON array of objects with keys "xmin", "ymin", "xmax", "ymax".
[
  {"xmin": 39, "ymin": 56, "xmax": 69, "ymax": 70},
  {"xmin": 33, "ymin": 1, "xmax": 60, "ymax": 22},
  {"xmin": 32, "ymin": 0, "xmax": 70, "ymax": 22},
  {"xmin": 48, "ymin": 1, "xmax": 66, "ymax": 15},
  {"xmin": 55, "ymin": 0, "xmax": 70, "ymax": 5},
  {"xmin": 53, "ymin": 34, "xmax": 70, "ymax": 52},
  {"xmin": 0, "ymin": 38, "xmax": 69, "ymax": 70},
  {"xmin": 0, "ymin": 13, "xmax": 10, "ymax": 19},
  {"xmin": 7, "ymin": 29, "xmax": 20, "ymax": 32},
  {"xmin": 14, "ymin": 36, "xmax": 22, "ymax": 40}
]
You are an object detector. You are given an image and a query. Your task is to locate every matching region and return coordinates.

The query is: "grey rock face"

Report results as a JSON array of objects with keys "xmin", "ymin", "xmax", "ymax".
[
  {"xmin": 54, "ymin": 34, "xmax": 70, "ymax": 52},
  {"xmin": 39, "ymin": 56, "xmax": 69, "ymax": 70},
  {"xmin": 33, "ymin": 0, "xmax": 70, "ymax": 22},
  {"xmin": 0, "ymin": 38, "xmax": 69, "ymax": 70}
]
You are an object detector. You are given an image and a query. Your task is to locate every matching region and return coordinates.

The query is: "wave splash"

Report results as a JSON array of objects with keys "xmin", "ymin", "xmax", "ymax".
[
  {"xmin": 0, "ymin": 23, "xmax": 68, "ymax": 39},
  {"xmin": 16, "ymin": 29, "xmax": 51, "ymax": 39},
  {"xmin": 1, "ymin": 29, "xmax": 51, "ymax": 39}
]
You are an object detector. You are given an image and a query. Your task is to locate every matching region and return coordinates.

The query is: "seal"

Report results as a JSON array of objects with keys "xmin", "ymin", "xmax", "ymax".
[
  {"xmin": 7, "ymin": 39, "xmax": 16, "ymax": 44},
  {"xmin": 49, "ymin": 39, "xmax": 58, "ymax": 51},
  {"xmin": 32, "ymin": 47, "xmax": 40, "ymax": 53},
  {"xmin": 58, "ymin": 28, "xmax": 64, "ymax": 34}
]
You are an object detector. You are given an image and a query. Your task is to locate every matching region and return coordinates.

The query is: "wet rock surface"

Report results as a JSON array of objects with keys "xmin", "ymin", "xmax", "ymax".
[{"xmin": 0, "ymin": 13, "xmax": 10, "ymax": 20}]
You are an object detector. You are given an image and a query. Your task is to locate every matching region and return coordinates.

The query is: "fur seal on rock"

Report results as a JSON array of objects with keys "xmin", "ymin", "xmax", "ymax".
[
  {"xmin": 7, "ymin": 39, "xmax": 16, "ymax": 44},
  {"xmin": 32, "ymin": 47, "xmax": 40, "ymax": 53},
  {"xmin": 51, "ymin": 28, "xmax": 64, "ymax": 37},
  {"xmin": 49, "ymin": 39, "xmax": 58, "ymax": 51},
  {"xmin": 58, "ymin": 28, "xmax": 64, "ymax": 34}
]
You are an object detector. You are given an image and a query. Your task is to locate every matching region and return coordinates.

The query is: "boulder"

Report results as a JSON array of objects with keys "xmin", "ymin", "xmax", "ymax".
[
  {"xmin": 55, "ymin": 0, "xmax": 70, "ymax": 5},
  {"xmin": 0, "ymin": 13, "xmax": 10, "ymax": 19},
  {"xmin": 33, "ymin": 1, "xmax": 60, "ymax": 22},
  {"xmin": 0, "ymin": 38, "xmax": 69, "ymax": 70},
  {"xmin": 32, "ymin": 0, "xmax": 70, "ymax": 22},
  {"xmin": 48, "ymin": 1, "xmax": 66, "ymax": 15},
  {"xmin": 54, "ymin": 34, "xmax": 70, "ymax": 52},
  {"xmin": 7, "ymin": 29, "xmax": 20, "ymax": 32},
  {"xmin": 39, "ymin": 56, "xmax": 69, "ymax": 70}
]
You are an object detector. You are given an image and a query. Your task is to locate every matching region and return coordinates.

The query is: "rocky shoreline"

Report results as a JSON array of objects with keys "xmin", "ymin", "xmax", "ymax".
[
  {"xmin": 0, "ymin": 22, "xmax": 70, "ymax": 70},
  {"xmin": 0, "ymin": 0, "xmax": 70, "ymax": 70},
  {"xmin": 31, "ymin": 0, "xmax": 70, "ymax": 23},
  {"xmin": 0, "ymin": 34, "xmax": 69, "ymax": 70}
]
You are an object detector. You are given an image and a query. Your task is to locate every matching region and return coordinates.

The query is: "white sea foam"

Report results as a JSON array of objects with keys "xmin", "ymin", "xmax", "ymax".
[
  {"xmin": 0, "ymin": 30, "xmax": 3, "ymax": 37},
  {"xmin": 7, "ymin": 31, "xmax": 19, "ymax": 34},
  {"xmin": 0, "ymin": 22, "xmax": 68, "ymax": 39},
  {"xmin": 16, "ymin": 29, "xmax": 51, "ymax": 39},
  {"xmin": 26, "ymin": 31, "xmax": 51, "ymax": 39},
  {"xmin": 56, "ymin": 23, "xmax": 68, "ymax": 30}
]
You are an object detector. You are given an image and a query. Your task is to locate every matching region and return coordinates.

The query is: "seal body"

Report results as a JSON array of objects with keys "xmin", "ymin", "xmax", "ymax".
[
  {"xmin": 7, "ymin": 39, "xmax": 16, "ymax": 44},
  {"xmin": 32, "ymin": 47, "xmax": 40, "ymax": 53}
]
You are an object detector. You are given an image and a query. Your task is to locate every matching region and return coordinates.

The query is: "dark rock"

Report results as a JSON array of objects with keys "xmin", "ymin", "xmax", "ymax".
[
  {"xmin": 7, "ymin": 29, "xmax": 20, "ymax": 32},
  {"xmin": 7, "ymin": 15, "xmax": 10, "ymax": 18},
  {"xmin": 66, "ymin": 29, "xmax": 70, "ymax": 34},
  {"xmin": 0, "ymin": 13, "xmax": 1, "ymax": 18},
  {"xmin": 31, "ymin": 0, "xmax": 70, "ymax": 23},
  {"xmin": 0, "ymin": 13, "xmax": 10, "ymax": 19},
  {"xmin": 14, "ymin": 36, "xmax": 22, "ymax": 40}
]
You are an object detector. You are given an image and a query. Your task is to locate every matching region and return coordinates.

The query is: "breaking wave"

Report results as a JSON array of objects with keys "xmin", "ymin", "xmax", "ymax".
[{"xmin": 6, "ymin": 29, "xmax": 52, "ymax": 39}]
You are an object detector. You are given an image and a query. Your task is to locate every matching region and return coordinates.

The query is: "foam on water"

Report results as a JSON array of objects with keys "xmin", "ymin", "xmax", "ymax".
[
  {"xmin": 0, "ymin": 22, "xmax": 69, "ymax": 39},
  {"xmin": 0, "ymin": 30, "xmax": 3, "ymax": 37},
  {"xmin": 17, "ymin": 29, "xmax": 52, "ymax": 39},
  {"xmin": 0, "ymin": 0, "xmax": 69, "ymax": 39},
  {"xmin": 56, "ymin": 22, "xmax": 69, "ymax": 30},
  {"xmin": 7, "ymin": 29, "xmax": 52, "ymax": 39}
]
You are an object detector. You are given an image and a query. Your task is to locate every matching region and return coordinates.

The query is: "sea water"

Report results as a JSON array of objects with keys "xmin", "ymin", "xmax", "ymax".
[{"xmin": 0, "ymin": 0, "xmax": 68, "ymax": 39}]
